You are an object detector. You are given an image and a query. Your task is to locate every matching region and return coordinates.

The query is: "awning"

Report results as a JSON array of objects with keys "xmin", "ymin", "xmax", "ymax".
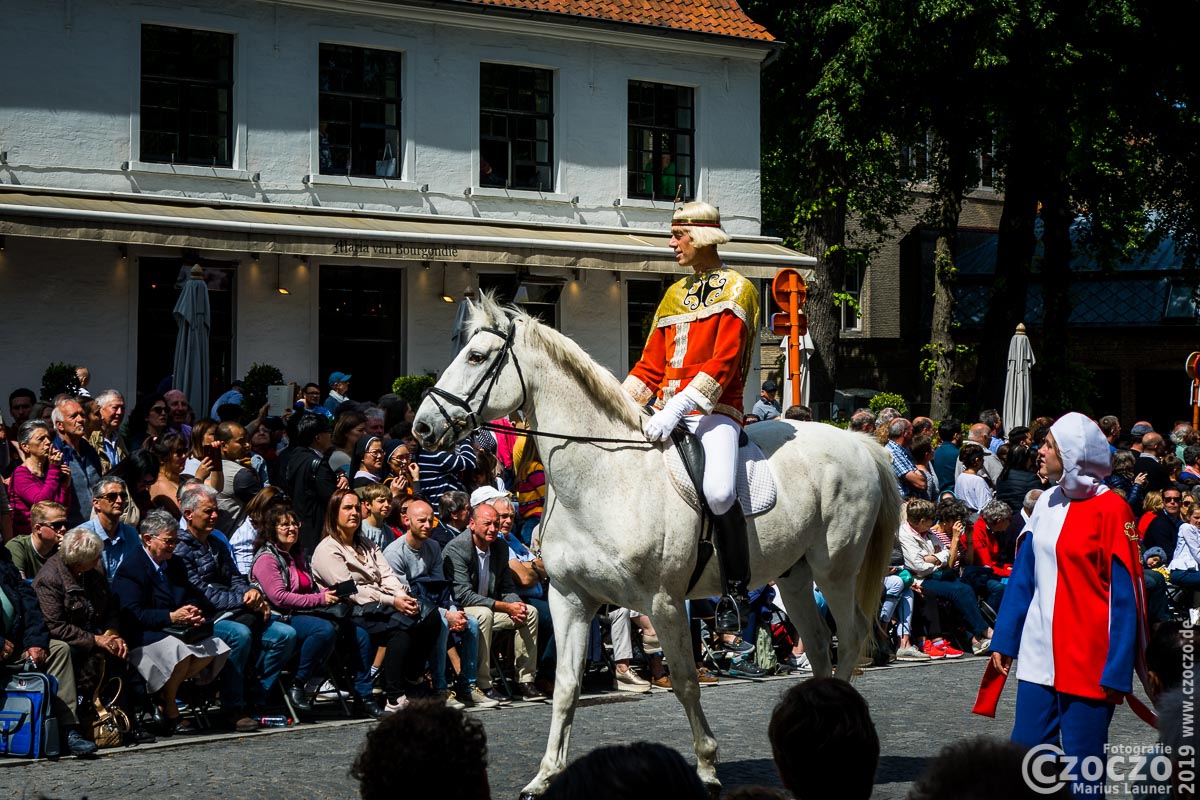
[{"xmin": 0, "ymin": 187, "xmax": 814, "ymax": 279}]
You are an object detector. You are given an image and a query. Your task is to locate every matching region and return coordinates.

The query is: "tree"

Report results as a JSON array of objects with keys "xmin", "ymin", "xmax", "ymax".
[{"xmin": 745, "ymin": 0, "xmax": 911, "ymax": 407}]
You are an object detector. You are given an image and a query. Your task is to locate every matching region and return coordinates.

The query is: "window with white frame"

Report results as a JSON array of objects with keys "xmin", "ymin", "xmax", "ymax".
[
  {"xmin": 479, "ymin": 64, "xmax": 554, "ymax": 191},
  {"xmin": 140, "ymin": 25, "xmax": 234, "ymax": 167},
  {"xmin": 318, "ymin": 44, "xmax": 402, "ymax": 178},
  {"xmin": 628, "ymin": 81, "xmax": 695, "ymax": 201}
]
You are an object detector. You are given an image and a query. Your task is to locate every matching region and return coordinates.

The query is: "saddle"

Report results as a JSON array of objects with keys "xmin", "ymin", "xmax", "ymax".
[
  {"xmin": 666, "ymin": 425, "xmax": 779, "ymax": 593},
  {"xmin": 665, "ymin": 427, "xmax": 778, "ymax": 518}
]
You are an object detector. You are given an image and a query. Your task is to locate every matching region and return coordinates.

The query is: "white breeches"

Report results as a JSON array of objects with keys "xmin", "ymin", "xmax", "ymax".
[{"xmin": 682, "ymin": 413, "xmax": 740, "ymax": 515}]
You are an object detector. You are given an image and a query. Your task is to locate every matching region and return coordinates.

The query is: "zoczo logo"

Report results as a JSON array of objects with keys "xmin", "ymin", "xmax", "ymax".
[{"xmin": 1022, "ymin": 744, "xmax": 1068, "ymax": 795}]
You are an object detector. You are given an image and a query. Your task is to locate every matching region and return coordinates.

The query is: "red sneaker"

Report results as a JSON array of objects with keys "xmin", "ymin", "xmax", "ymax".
[
  {"xmin": 921, "ymin": 639, "xmax": 946, "ymax": 660},
  {"xmin": 934, "ymin": 638, "xmax": 964, "ymax": 659}
]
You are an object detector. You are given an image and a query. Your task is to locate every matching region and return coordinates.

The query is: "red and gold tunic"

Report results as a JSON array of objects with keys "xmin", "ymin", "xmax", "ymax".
[{"xmin": 623, "ymin": 267, "xmax": 760, "ymax": 423}]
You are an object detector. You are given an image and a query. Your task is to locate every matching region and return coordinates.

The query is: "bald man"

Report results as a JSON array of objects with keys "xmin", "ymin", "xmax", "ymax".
[
  {"xmin": 383, "ymin": 500, "xmax": 490, "ymax": 710},
  {"xmin": 1134, "ymin": 432, "xmax": 1170, "ymax": 493},
  {"xmin": 442, "ymin": 504, "xmax": 545, "ymax": 702},
  {"xmin": 955, "ymin": 423, "xmax": 1003, "ymax": 485}
]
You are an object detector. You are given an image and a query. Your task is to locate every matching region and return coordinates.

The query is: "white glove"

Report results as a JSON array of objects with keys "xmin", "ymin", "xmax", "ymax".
[{"xmin": 643, "ymin": 393, "xmax": 698, "ymax": 442}]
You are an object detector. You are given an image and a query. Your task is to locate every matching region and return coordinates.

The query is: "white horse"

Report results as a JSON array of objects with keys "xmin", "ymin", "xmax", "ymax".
[{"xmin": 413, "ymin": 295, "xmax": 902, "ymax": 798}]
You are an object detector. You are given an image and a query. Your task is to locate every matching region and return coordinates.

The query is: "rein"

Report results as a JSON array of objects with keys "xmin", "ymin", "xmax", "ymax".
[{"xmin": 423, "ymin": 321, "xmax": 653, "ymax": 448}]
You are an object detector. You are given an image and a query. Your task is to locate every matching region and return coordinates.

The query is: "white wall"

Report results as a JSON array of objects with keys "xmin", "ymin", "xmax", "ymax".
[
  {"xmin": 0, "ymin": 237, "xmax": 138, "ymax": 403},
  {"xmin": 0, "ymin": 0, "xmax": 764, "ymax": 233}
]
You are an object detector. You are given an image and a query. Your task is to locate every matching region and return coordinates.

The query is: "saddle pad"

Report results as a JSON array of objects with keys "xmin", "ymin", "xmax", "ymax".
[{"xmin": 665, "ymin": 438, "xmax": 778, "ymax": 517}]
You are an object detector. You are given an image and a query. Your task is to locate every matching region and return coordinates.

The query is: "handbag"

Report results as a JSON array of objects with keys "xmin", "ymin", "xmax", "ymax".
[
  {"xmin": 375, "ymin": 142, "xmax": 397, "ymax": 178},
  {"xmin": 163, "ymin": 621, "xmax": 214, "ymax": 644},
  {"xmin": 78, "ymin": 657, "xmax": 129, "ymax": 749}
]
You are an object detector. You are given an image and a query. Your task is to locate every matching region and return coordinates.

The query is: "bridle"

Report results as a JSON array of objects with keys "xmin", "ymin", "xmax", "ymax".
[
  {"xmin": 423, "ymin": 323, "xmax": 525, "ymax": 445},
  {"xmin": 421, "ymin": 319, "xmax": 652, "ymax": 448}
]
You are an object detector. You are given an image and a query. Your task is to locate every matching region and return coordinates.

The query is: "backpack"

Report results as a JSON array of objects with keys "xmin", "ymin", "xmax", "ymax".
[
  {"xmin": 0, "ymin": 670, "xmax": 61, "ymax": 759},
  {"xmin": 754, "ymin": 620, "xmax": 780, "ymax": 674}
]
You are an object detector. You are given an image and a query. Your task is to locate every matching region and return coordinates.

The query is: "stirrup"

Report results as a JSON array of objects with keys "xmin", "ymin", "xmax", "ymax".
[{"xmin": 715, "ymin": 592, "xmax": 749, "ymax": 634}]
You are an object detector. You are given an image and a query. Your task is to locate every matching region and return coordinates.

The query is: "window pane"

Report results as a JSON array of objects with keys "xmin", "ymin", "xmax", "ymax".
[
  {"xmin": 318, "ymin": 43, "xmax": 402, "ymax": 177},
  {"xmin": 140, "ymin": 25, "xmax": 234, "ymax": 167},
  {"xmin": 478, "ymin": 63, "xmax": 554, "ymax": 189},
  {"xmin": 627, "ymin": 81, "xmax": 694, "ymax": 200}
]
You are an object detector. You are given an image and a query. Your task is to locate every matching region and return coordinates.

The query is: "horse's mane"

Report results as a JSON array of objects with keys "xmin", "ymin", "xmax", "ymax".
[{"xmin": 468, "ymin": 292, "xmax": 644, "ymax": 431}]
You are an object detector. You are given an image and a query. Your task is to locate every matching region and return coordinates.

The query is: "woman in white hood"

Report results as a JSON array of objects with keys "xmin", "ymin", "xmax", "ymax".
[{"xmin": 987, "ymin": 412, "xmax": 1149, "ymax": 795}]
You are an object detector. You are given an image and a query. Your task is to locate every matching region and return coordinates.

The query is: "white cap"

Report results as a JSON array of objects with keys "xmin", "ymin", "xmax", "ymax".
[{"xmin": 470, "ymin": 486, "xmax": 510, "ymax": 507}]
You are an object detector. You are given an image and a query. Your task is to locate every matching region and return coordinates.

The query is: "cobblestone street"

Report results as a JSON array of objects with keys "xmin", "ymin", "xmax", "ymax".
[{"xmin": 2, "ymin": 657, "xmax": 1155, "ymax": 800}]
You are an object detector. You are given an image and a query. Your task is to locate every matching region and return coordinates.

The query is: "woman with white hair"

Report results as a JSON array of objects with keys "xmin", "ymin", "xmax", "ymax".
[
  {"xmin": 33, "ymin": 526, "xmax": 157, "ymax": 744},
  {"xmin": 622, "ymin": 201, "xmax": 759, "ymax": 633}
]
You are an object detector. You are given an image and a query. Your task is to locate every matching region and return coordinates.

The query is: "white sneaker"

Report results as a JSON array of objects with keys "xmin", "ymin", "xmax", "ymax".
[
  {"xmin": 463, "ymin": 685, "xmax": 501, "ymax": 709},
  {"xmin": 614, "ymin": 668, "xmax": 651, "ymax": 693},
  {"xmin": 314, "ymin": 679, "xmax": 351, "ymax": 701},
  {"xmin": 439, "ymin": 689, "xmax": 466, "ymax": 710},
  {"xmin": 895, "ymin": 645, "xmax": 932, "ymax": 662},
  {"xmin": 1190, "ymin": 608, "xmax": 1200, "ymax": 626},
  {"xmin": 787, "ymin": 653, "xmax": 812, "ymax": 672},
  {"xmin": 382, "ymin": 696, "xmax": 409, "ymax": 715},
  {"xmin": 972, "ymin": 638, "xmax": 992, "ymax": 656}
]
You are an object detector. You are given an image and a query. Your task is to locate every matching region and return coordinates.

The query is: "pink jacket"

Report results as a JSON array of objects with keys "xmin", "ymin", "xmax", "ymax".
[
  {"xmin": 251, "ymin": 546, "xmax": 327, "ymax": 612},
  {"xmin": 9, "ymin": 464, "xmax": 70, "ymax": 538}
]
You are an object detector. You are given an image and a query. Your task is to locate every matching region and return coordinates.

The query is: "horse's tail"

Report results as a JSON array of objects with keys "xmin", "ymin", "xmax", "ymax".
[{"xmin": 855, "ymin": 441, "xmax": 904, "ymax": 653}]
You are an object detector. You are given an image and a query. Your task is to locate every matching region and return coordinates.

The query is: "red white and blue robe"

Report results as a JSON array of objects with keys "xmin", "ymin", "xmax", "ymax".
[{"xmin": 991, "ymin": 485, "xmax": 1146, "ymax": 700}]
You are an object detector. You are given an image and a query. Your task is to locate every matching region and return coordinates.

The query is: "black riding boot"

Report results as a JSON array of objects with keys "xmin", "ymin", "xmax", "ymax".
[{"xmin": 713, "ymin": 503, "xmax": 752, "ymax": 634}]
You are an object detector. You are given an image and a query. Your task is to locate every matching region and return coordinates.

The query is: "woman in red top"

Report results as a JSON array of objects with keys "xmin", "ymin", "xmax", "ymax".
[
  {"xmin": 8, "ymin": 420, "xmax": 71, "ymax": 539},
  {"xmin": 623, "ymin": 201, "xmax": 760, "ymax": 632},
  {"xmin": 962, "ymin": 499, "xmax": 1011, "ymax": 614}
]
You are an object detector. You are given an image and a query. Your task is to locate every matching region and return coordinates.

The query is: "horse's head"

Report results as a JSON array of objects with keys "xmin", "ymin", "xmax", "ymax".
[{"xmin": 413, "ymin": 292, "xmax": 527, "ymax": 451}]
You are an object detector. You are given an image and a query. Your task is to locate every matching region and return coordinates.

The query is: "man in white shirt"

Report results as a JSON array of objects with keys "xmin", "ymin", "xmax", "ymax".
[{"xmin": 442, "ymin": 503, "xmax": 545, "ymax": 703}]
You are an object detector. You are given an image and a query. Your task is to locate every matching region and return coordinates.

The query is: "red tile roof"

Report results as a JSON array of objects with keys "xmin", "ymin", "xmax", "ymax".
[{"xmin": 461, "ymin": 0, "xmax": 775, "ymax": 42}]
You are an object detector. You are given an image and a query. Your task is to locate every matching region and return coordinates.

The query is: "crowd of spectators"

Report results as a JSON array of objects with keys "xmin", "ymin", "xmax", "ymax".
[
  {"xmin": 1, "ymin": 371, "xmax": 720, "ymax": 756},
  {"xmin": 847, "ymin": 406, "xmax": 1200, "ymax": 665}
]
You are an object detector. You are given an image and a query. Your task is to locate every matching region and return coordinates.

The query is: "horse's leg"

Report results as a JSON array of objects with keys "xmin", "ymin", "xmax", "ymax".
[
  {"xmin": 817, "ymin": 571, "xmax": 867, "ymax": 680},
  {"xmin": 774, "ymin": 558, "xmax": 834, "ymax": 677},
  {"xmin": 519, "ymin": 583, "xmax": 597, "ymax": 799},
  {"xmin": 654, "ymin": 596, "xmax": 721, "ymax": 796}
]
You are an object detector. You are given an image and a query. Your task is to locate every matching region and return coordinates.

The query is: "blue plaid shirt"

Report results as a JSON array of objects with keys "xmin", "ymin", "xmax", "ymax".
[{"xmin": 886, "ymin": 440, "xmax": 919, "ymax": 499}]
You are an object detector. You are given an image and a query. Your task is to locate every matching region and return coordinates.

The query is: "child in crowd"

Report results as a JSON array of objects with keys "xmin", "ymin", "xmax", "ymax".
[
  {"xmin": 358, "ymin": 483, "xmax": 401, "ymax": 550},
  {"xmin": 1143, "ymin": 546, "xmax": 1170, "ymax": 580}
]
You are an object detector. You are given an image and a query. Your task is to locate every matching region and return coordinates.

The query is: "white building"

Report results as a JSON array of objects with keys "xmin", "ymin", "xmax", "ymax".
[{"xmin": 0, "ymin": 0, "xmax": 809, "ymax": 413}]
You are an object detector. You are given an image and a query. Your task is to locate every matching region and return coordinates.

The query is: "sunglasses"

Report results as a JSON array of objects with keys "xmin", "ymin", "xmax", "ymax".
[
  {"xmin": 1165, "ymin": 497, "xmax": 1183, "ymax": 503},
  {"xmin": 38, "ymin": 520, "xmax": 69, "ymax": 532},
  {"xmin": 150, "ymin": 406, "xmax": 167, "ymax": 414},
  {"xmin": 97, "ymin": 491, "xmax": 126, "ymax": 503}
]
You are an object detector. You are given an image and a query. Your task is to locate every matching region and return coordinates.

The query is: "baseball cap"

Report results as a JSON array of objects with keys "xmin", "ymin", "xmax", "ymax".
[
  {"xmin": 328, "ymin": 372, "xmax": 352, "ymax": 384},
  {"xmin": 762, "ymin": 380, "xmax": 778, "ymax": 392},
  {"xmin": 470, "ymin": 486, "xmax": 510, "ymax": 507},
  {"xmin": 1130, "ymin": 422, "xmax": 1154, "ymax": 437}
]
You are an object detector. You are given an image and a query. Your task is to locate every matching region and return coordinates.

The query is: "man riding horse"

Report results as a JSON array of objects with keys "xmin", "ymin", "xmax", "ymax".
[{"xmin": 622, "ymin": 200, "xmax": 759, "ymax": 634}]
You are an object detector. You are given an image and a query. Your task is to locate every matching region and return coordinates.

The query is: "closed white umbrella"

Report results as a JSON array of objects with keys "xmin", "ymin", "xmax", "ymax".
[
  {"xmin": 173, "ymin": 264, "xmax": 211, "ymax": 419},
  {"xmin": 779, "ymin": 333, "xmax": 815, "ymax": 410},
  {"xmin": 1002, "ymin": 323, "xmax": 1036, "ymax": 431}
]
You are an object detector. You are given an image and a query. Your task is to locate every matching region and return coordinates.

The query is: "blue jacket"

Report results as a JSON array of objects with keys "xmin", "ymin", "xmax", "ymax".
[
  {"xmin": 0, "ymin": 546, "xmax": 50, "ymax": 656},
  {"xmin": 111, "ymin": 548, "xmax": 215, "ymax": 649},
  {"xmin": 174, "ymin": 530, "xmax": 252, "ymax": 613}
]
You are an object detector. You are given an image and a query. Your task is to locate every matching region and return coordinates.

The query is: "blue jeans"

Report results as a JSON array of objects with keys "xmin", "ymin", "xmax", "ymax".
[
  {"xmin": 434, "ymin": 609, "xmax": 480, "ymax": 690},
  {"xmin": 918, "ymin": 576, "xmax": 990, "ymax": 639},
  {"xmin": 285, "ymin": 613, "xmax": 337, "ymax": 685},
  {"xmin": 518, "ymin": 517, "xmax": 539, "ymax": 547},
  {"xmin": 213, "ymin": 618, "xmax": 297, "ymax": 712},
  {"xmin": 1145, "ymin": 569, "xmax": 1172, "ymax": 623},
  {"xmin": 1170, "ymin": 568, "xmax": 1200, "ymax": 590}
]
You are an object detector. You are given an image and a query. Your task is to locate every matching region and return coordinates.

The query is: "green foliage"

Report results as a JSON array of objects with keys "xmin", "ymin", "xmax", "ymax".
[
  {"xmin": 391, "ymin": 375, "xmax": 437, "ymax": 413},
  {"xmin": 41, "ymin": 362, "xmax": 80, "ymax": 401},
  {"xmin": 868, "ymin": 391, "xmax": 908, "ymax": 418},
  {"xmin": 241, "ymin": 363, "xmax": 285, "ymax": 419}
]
